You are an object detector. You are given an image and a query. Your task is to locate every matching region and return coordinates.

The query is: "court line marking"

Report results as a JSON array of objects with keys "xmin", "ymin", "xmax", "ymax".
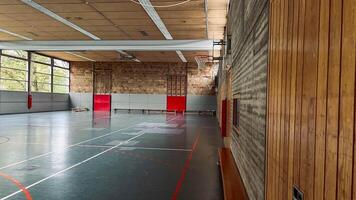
[
  {"xmin": 1, "ymin": 115, "xmax": 180, "ymax": 200},
  {"xmin": 0, "ymin": 113, "xmax": 124, "ymax": 128},
  {"xmin": 76, "ymin": 144, "xmax": 192, "ymax": 152},
  {"xmin": 0, "ymin": 131, "xmax": 146, "ymax": 200},
  {"xmin": 0, "ymin": 118, "xmax": 155, "ymax": 170},
  {"xmin": 171, "ymin": 129, "xmax": 201, "ymax": 200},
  {"xmin": 0, "ymin": 172, "xmax": 32, "ymax": 200}
]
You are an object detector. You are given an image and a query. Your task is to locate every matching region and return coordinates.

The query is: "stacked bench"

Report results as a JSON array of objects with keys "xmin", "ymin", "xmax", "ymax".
[{"xmin": 113, "ymin": 108, "xmax": 177, "ymax": 115}]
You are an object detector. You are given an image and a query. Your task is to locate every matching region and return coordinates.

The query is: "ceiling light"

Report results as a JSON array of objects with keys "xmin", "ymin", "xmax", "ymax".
[
  {"xmin": 0, "ymin": 28, "xmax": 95, "ymax": 61},
  {"xmin": 138, "ymin": 0, "xmax": 187, "ymax": 62},
  {"xmin": 0, "ymin": 28, "xmax": 32, "ymax": 40},
  {"xmin": 21, "ymin": 0, "xmax": 138, "ymax": 62}
]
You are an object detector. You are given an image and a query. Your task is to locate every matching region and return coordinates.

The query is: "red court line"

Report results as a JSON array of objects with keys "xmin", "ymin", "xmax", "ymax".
[
  {"xmin": 0, "ymin": 172, "xmax": 32, "ymax": 200},
  {"xmin": 171, "ymin": 131, "xmax": 201, "ymax": 200}
]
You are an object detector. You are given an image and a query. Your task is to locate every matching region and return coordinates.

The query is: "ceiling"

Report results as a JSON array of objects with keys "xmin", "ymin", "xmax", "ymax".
[{"xmin": 0, "ymin": 0, "xmax": 228, "ymax": 62}]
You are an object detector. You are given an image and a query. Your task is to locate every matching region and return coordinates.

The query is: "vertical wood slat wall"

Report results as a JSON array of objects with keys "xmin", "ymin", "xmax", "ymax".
[{"xmin": 266, "ymin": 0, "xmax": 356, "ymax": 199}]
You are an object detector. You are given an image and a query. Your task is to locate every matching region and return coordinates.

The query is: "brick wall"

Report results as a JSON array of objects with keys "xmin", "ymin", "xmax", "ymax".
[
  {"xmin": 70, "ymin": 62, "xmax": 93, "ymax": 92},
  {"xmin": 70, "ymin": 62, "xmax": 216, "ymax": 96},
  {"xmin": 187, "ymin": 64, "xmax": 216, "ymax": 95},
  {"xmin": 218, "ymin": 0, "xmax": 269, "ymax": 199}
]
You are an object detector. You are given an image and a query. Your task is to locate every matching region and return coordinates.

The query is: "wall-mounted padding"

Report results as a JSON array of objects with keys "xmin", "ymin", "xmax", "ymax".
[
  {"xmin": 69, "ymin": 92, "xmax": 93, "ymax": 109},
  {"xmin": 186, "ymin": 95, "xmax": 217, "ymax": 111},
  {"xmin": 147, "ymin": 95, "xmax": 166, "ymax": 110},
  {"xmin": 93, "ymin": 95, "xmax": 111, "ymax": 111},
  {"xmin": 167, "ymin": 96, "xmax": 186, "ymax": 112},
  {"xmin": 0, "ymin": 91, "xmax": 69, "ymax": 114},
  {"xmin": 111, "ymin": 93, "xmax": 166, "ymax": 110},
  {"xmin": 129, "ymin": 94, "xmax": 148, "ymax": 109}
]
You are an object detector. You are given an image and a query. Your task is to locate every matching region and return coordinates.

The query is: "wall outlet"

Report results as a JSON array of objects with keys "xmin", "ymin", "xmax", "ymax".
[{"xmin": 293, "ymin": 186, "xmax": 303, "ymax": 200}]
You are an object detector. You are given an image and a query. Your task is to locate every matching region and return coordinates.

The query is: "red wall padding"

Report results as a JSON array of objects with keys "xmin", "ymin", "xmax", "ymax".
[
  {"xmin": 167, "ymin": 96, "xmax": 186, "ymax": 112},
  {"xmin": 94, "ymin": 95, "xmax": 111, "ymax": 112}
]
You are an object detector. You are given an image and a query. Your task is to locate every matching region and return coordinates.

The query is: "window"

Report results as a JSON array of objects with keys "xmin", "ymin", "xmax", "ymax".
[
  {"xmin": 233, "ymin": 98, "xmax": 240, "ymax": 128},
  {"xmin": 0, "ymin": 51, "xmax": 70, "ymax": 93},
  {"xmin": 31, "ymin": 54, "xmax": 52, "ymax": 93},
  {"xmin": 53, "ymin": 61, "xmax": 70, "ymax": 93},
  {"xmin": 227, "ymin": 35, "xmax": 232, "ymax": 55},
  {"xmin": 0, "ymin": 50, "xmax": 28, "ymax": 91}
]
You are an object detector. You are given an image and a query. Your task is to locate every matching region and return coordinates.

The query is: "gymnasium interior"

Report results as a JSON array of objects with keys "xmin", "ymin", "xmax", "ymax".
[{"xmin": 0, "ymin": 0, "xmax": 355, "ymax": 200}]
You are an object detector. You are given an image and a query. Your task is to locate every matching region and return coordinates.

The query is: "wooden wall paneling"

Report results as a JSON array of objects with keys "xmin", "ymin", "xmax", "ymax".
[
  {"xmin": 299, "ymin": 0, "xmax": 320, "ymax": 199},
  {"xmin": 313, "ymin": 0, "xmax": 330, "ymax": 199},
  {"xmin": 276, "ymin": 0, "xmax": 284, "ymax": 198},
  {"xmin": 287, "ymin": 1, "xmax": 299, "ymax": 199},
  {"xmin": 266, "ymin": 0, "xmax": 274, "ymax": 199},
  {"xmin": 284, "ymin": 0, "xmax": 294, "ymax": 198},
  {"xmin": 271, "ymin": 1, "xmax": 278, "ymax": 198},
  {"xmin": 281, "ymin": 0, "xmax": 291, "ymax": 198},
  {"xmin": 286, "ymin": 0, "xmax": 299, "ymax": 198},
  {"xmin": 267, "ymin": 0, "xmax": 356, "ymax": 199},
  {"xmin": 324, "ymin": 0, "xmax": 342, "ymax": 199},
  {"xmin": 353, "ymin": 0, "xmax": 356, "ymax": 197},
  {"xmin": 293, "ymin": 0, "xmax": 306, "ymax": 188},
  {"xmin": 337, "ymin": 0, "xmax": 356, "ymax": 198},
  {"xmin": 274, "ymin": 0, "xmax": 281, "ymax": 197}
]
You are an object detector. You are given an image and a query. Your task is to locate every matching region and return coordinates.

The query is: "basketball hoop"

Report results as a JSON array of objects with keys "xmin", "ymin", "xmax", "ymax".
[{"xmin": 194, "ymin": 56, "xmax": 211, "ymax": 69}]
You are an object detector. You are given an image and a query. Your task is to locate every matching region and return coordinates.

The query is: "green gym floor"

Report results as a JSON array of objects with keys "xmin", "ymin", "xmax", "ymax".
[{"xmin": 0, "ymin": 111, "xmax": 223, "ymax": 200}]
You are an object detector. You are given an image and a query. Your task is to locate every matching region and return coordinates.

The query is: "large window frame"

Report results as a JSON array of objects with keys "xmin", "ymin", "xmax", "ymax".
[
  {"xmin": 0, "ymin": 50, "xmax": 29, "ymax": 92},
  {"xmin": 0, "ymin": 50, "xmax": 70, "ymax": 94},
  {"xmin": 233, "ymin": 98, "xmax": 240, "ymax": 129},
  {"xmin": 53, "ymin": 58, "xmax": 70, "ymax": 94}
]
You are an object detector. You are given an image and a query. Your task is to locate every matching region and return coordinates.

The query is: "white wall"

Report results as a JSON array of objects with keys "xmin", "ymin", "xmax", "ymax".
[
  {"xmin": 0, "ymin": 91, "xmax": 69, "ymax": 114},
  {"xmin": 69, "ymin": 93, "xmax": 217, "ymax": 111},
  {"xmin": 112, "ymin": 94, "xmax": 166, "ymax": 110},
  {"xmin": 186, "ymin": 95, "xmax": 217, "ymax": 111},
  {"xmin": 69, "ymin": 92, "xmax": 93, "ymax": 109}
]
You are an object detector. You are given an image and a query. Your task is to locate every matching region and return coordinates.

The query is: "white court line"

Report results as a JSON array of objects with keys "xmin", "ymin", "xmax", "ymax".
[
  {"xmin": 0, "ymin": 115, "xmax": 180, "ymax": 170},
  {"xmin": 0, "ymin": 121, "xmax": 141, "ymax": 170},
  {"xmin": 0, "ymin": 115, "xmax": 180, "ymax": 200},
  {"xmin": 0, "ymin": 113, "xmax": 124, "ymax": 128},
  {"xmin": 76, "ymin": 144, "xmax": 192, "ymax": 152},
  {"xmin": 0, "ymin": 131, "xmax": 146, "ymax": 200}
]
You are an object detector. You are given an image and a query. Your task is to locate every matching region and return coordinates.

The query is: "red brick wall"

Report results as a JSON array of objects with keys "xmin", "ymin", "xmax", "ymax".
[{"xmin": 70, "ymin": 62, "xmax": 216, "ymax": 95}]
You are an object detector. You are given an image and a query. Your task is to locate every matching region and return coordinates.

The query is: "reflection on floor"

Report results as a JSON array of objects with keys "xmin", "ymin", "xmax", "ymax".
[{"xmin": 0, "ymin": 111, "xmax": 223, "ymax": 200}]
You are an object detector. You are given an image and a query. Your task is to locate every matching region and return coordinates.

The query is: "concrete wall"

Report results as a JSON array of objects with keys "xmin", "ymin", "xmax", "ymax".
[
  {"xmin": 0, "ymin": 91, "xmax": 69, "ymax": 114},
  {"xmin": 69, "ymin": 93, "xmax": 216, "ymax": 111},
  {"xmin": 217, "ymin": 0, "xmax": 269, "ymax": 199},
  {"xmin": 186, "ymin": 95, "xmax": 216, "ymax": 111},
  {"xmin": 69, "ymin": 92, "xmax": 93, "ymax": 109},
  {"xmin": 111, "ymin": 94, "xmax": 166, "ymax": 110}
]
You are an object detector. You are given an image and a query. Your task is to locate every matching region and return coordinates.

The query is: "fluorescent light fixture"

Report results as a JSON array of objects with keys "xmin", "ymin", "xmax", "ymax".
[
  {"xmin": 138, "ymin": 0, "xmax": 187, "ymax": 62},
  {"xmin": 65, "ymin": 52, "xmax": 96, "ymax": 62},
  {"xmin": 204, "ymin": 0, "xmax": 209, "ymax": 38},
  {"xmin": 0, "ymin": 28, "xmax": 32, "ymax": 40},
  {"xmin": 21, "ymin": 0, "xmax": 138, "ymax": 62},
  {"xmin": 138, "ymin": 0, "xmax": 173, "ymax": 39},
  {"xmin": 0, "ymin": 40, "xmax": 216, "ymax": 51},
  {"xmin": 175, "ymin": 51, "xmax": 187, "ymax": 62},
  {"xmin": 21, "ymin": 0, "xmax": 100, "ymax": 40},
  {"xmin": 0, "ymin": 27, "xmax": 95, "ymax": 61}
]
